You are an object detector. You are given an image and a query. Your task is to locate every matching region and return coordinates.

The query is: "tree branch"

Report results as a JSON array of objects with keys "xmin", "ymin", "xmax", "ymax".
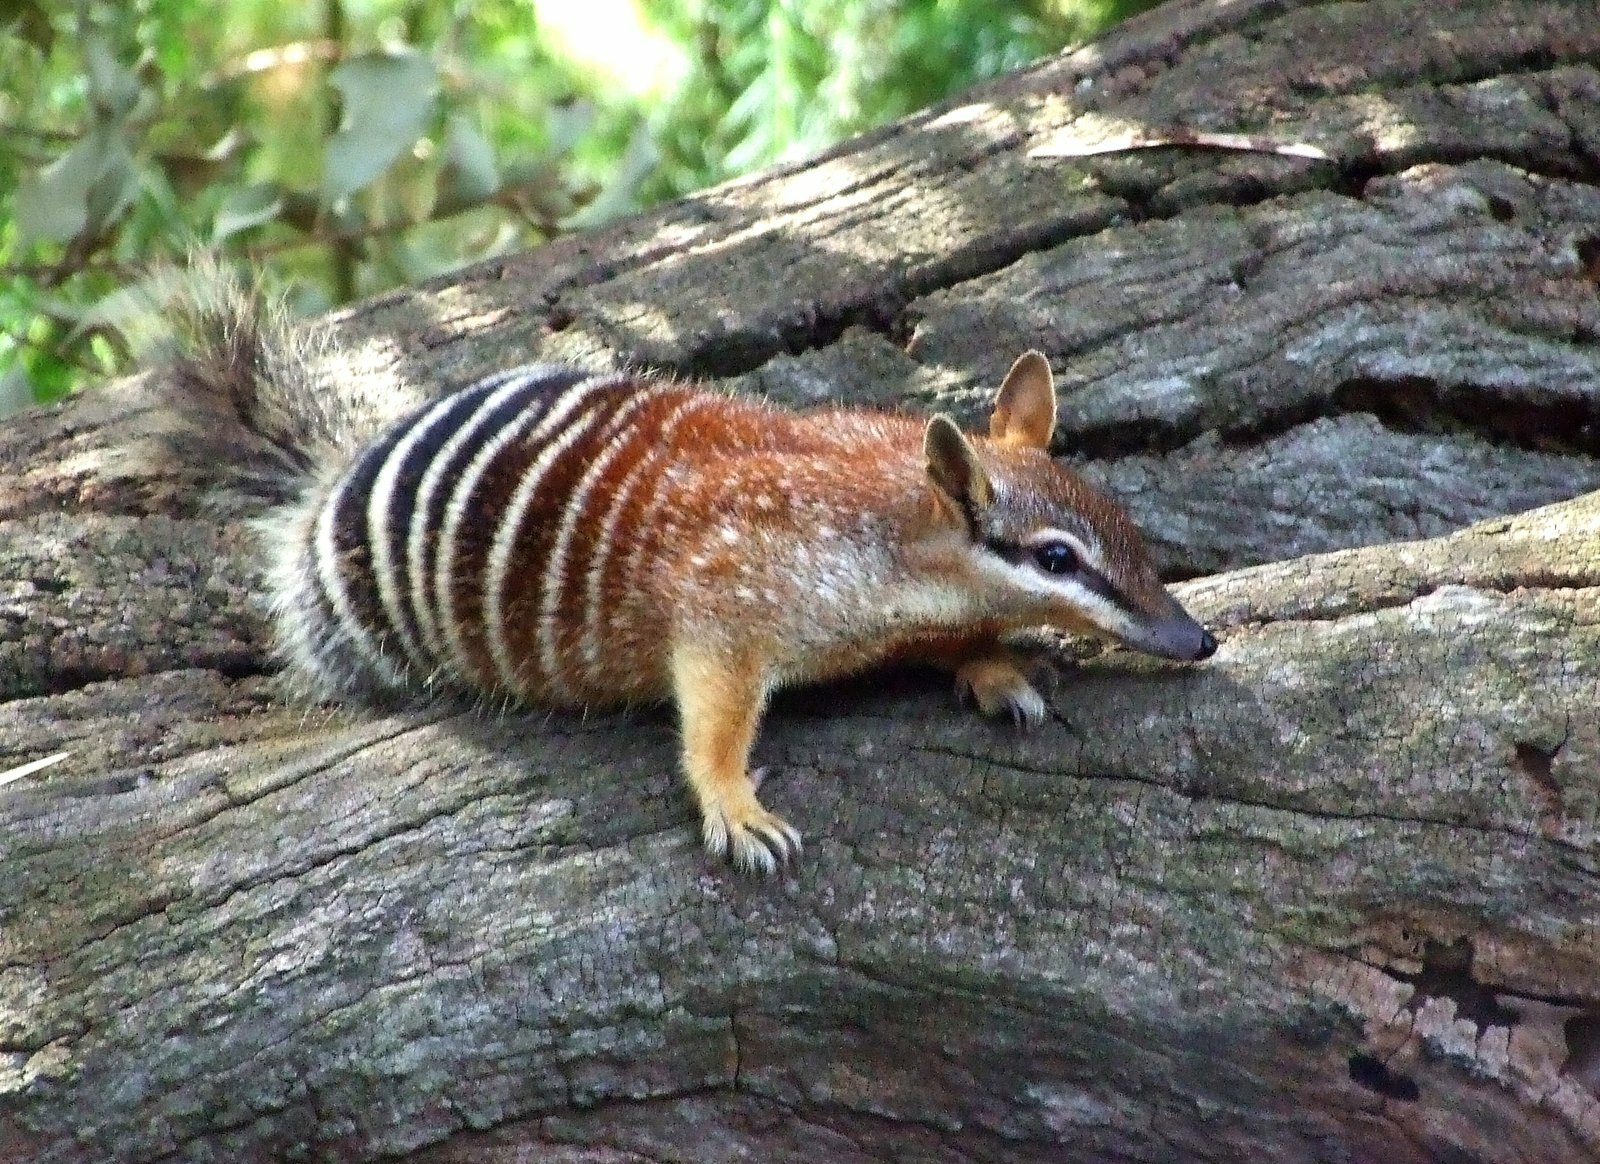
[{"xmin": 3, "ymin": 0, "xmax": 1599, "ymax": 1160}]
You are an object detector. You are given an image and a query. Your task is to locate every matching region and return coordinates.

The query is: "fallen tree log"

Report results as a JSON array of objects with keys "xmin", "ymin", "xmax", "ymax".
[{"xmin": 3, "ymin": 0, "xmax": 1599, "ymax": 1160}]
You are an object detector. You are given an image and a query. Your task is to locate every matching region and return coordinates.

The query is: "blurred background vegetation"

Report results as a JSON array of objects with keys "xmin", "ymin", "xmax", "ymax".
[{"xmin": 0, "ymin": 0, "xmax": 1158, "ymax": 413}]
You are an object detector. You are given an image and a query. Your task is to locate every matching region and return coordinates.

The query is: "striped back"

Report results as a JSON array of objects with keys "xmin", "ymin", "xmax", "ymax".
[{"xmin": 295, "ymin": 365, "xmax": 702, "ymax": 705}]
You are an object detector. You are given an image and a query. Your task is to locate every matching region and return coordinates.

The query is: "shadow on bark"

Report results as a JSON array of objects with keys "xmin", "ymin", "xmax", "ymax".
[{"xmin": 3, "ymin": 0, "xmax": 1600, "ymax": 1159}]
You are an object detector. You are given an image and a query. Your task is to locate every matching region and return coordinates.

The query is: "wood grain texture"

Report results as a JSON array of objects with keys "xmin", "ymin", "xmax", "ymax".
[{"xmin": 2, "ymin": 0, "xmax": 1599, "ymax": 1159}]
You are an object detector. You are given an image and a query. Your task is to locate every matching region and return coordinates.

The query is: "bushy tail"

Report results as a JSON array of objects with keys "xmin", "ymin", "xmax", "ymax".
[
  {"xmin": 151, "ymin": 258, "xmax": 406, "ymax": 702},
  {"xmin": 155, "ymin": 256, "xmax": 382, "ymax": 505}
]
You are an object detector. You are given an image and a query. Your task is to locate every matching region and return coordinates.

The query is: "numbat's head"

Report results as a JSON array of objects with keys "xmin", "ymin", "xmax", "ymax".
[{"xmin": 921, "ymin": 351, "xmax": 1216, "ymax": 662}]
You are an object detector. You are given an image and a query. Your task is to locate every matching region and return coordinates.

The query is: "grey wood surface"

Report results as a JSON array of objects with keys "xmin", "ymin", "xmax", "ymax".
[{"xmin": 3, "ymin": 0, "xmax": 1599, "ymax": 1159}]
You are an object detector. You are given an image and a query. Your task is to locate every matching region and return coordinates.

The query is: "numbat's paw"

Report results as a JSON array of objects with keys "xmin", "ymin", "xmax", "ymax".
[
  {"xmin": 955, "ymin": 656, "xmax": 1047, "ymax": 730},
  {"xmin": 700, "ymin": 779, "xmax": 802, "ymax": 876}
]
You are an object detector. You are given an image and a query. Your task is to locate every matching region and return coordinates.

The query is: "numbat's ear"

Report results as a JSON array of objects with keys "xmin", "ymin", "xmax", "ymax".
[
  {"xmin": 989, "ymin": 350, "xmax": 1057, "ymax": 450},
  {"xmin": 924, "ymin": 414, "xmax": 993, "ymax": 532}
]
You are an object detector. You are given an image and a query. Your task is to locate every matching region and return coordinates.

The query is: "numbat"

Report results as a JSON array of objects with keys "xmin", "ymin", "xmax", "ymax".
[{"xmin": 171, "ymin": 283, "xmax": 1216, "ymax": 874}]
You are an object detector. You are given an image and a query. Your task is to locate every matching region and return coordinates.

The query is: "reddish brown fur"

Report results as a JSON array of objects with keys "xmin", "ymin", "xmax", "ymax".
[{"xmin": 274, "ymin": 351, "xmax": 1209, "ymax": 874}]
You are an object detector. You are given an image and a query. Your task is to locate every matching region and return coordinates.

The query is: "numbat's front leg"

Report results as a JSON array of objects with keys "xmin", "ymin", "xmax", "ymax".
[
  {"xmin": 954, "ymin": 649, "xmax": 1047, "ymax": 729},
  {"xmin": 671, "ymin": 644, "xmax": 800, "ymax": 875}
]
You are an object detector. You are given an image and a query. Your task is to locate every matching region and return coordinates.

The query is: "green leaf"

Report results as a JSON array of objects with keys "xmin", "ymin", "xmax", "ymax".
[
  {"xmin": 561, "ymin": 121, "xmax": 655, "ymax": 231},
  {"xmin": 15, "ymin": 130, "xmax": 136, "ymax": 247},
  {"xmin": 2, "ymin": 0, "xmax": 53, "ymax": 52},
  {"xmin": 437, "ymin": 112, "xmax": 500, "ymax": 212},
  {"xmin": 83, "ymin": 139, "xmax": 140, "ymax": 238},
  {"xmin": 322, "ymin": 49, "xmax": 438, "ymax": 205},
  {"xmin": 213, "ymin": 182, "xmax": 286, "ymax": 240},
  {"xmin": 84, "ymin": 31, "xmax": 142, "ymax": 119},
  {"xmin": 21, "ymin": 342, "xmax": 76, "ymax": 405}
]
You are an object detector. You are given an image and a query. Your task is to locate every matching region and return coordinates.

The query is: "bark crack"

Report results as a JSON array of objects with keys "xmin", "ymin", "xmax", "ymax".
[
  {"xmin": 1062, "ymin": 366, "xmax": 1600, "ymax": 460},
  {"xmin": 1354, "ymin": 946, "xmax": 1600, "ymax": 1018},
  {"xmin": 5, "ymin": 4, "xmax": 1599, "ymax": 1160},
  {"xmin": 910, "ymin": 741, "xmax": 1590, "ymax": 855},
  {"xmin": 1209, "ymin": 576, "xmax": 1598, "ymax": 632}
]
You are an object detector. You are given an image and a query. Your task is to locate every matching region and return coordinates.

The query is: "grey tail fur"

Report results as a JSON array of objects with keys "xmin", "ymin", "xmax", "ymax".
[{"xmin": 160, "ymin": 259, "xmax": 378, "ymax": 507}]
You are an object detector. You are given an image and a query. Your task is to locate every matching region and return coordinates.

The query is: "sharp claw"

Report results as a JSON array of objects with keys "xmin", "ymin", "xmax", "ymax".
[
  {"xmin": 712, "ymin": 816, "xmax": 803, "ymax": 876},
  {"xmin": 760, "ymin": 823, "xmax": 797, "ymax": 867},
  {"xmin": 699, "ymin": 766, "xmax": 803, "ymax": 875},
  {"xmin": 734, "ymin": 833, "xmax": 777, "ymax": 876},
  {"xmin": 702, "ymin": 815, "xmax": 730, "ymax": 860},
  {"xmin": 954, "ymin": 679, "xmax": 974, "ymax": 710}
]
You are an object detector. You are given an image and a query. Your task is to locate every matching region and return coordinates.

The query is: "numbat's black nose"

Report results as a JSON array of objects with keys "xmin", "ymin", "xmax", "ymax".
[{"xmin": 1129, "ymin": 608, "xmax": 1218, "ymax": 662}]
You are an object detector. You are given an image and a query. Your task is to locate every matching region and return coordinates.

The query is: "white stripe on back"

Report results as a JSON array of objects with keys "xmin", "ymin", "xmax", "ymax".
[
  {"xmin": 614, "ymin": 418, "xmax": 701, "ymax": 644},
  {"xmin": 577, "ymin": 396, "xmax": 705, "ymax": 682},
  {"xmin": 434, "ymin": 378, "xmax": 600, "ymax": 687},
  {"xmin": 527, "ymin": 388, "xmax": 662, "ymax": 690},
  {"xmin": 312, "ymin": 474, "xmax": 408, "ymax": 689},
  {"xmin": 366, "ymin": 394, "xmax": 470, "ymax": 673},
  {"xmin": 481, "ymin": 389, "xmax": 643, "ymax": 694},
  {"xmin": 406, "ymin": 374, "xmax": 556, "ymax": 671}
]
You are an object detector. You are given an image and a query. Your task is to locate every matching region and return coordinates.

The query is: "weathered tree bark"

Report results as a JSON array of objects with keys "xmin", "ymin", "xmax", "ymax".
[{"xmin": 3, "ymin": 0, "xmax": 1599, "ymax": 1159}]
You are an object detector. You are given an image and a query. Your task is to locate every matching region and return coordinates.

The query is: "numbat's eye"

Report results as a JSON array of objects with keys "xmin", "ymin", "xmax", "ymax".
[{"xmin": 1032, "ymin": 541, "xmax": 1078, "ymax": 575}]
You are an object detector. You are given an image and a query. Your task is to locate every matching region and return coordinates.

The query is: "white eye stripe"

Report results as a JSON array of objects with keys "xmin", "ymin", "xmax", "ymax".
[
  {"xmin": 976, "ymin": 553, "xmax": 1137, "ymax": 635},
  {"xmin": 1059, "ymin": 586, "xmax": 1138, "ymax": 637},
  {"xmin": 1021, "ymin": 528, "xmax": 1097, "ymax": 567}
]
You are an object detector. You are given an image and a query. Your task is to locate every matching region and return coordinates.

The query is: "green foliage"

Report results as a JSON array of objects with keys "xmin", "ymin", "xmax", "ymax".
[{"xmin": 0, "ymin": 0, "xmax": 1156, "ymax": 412}]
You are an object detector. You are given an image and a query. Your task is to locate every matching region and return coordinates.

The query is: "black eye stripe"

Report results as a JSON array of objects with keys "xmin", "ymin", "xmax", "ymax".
[
  {"xmin": 982, "ymin": 537, "xmax": 1133, "ymax": 611},
  {"xmin": 1075, "ymin": 567, "xmax": 1129, "ymax": 608},
  {"xmin": 983, "ymin": 537, "xmax": 1027, "ymax": 564}
]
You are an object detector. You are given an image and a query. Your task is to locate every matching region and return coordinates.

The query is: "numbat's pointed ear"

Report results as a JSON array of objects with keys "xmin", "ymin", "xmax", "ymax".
[
  {"xmin": 924, "ymin": 414, "xmax": 993, "ymax": 531},
  {"xmin": 989, "ymin": 350, "xmax": 1057, "ymax": 450}
]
